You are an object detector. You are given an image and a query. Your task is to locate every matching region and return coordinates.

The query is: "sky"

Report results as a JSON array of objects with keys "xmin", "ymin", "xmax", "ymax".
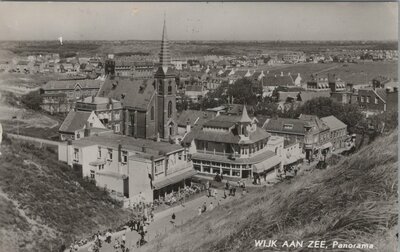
[{"xmin": 0, "ymin": 2, "xmax": 397, "ymax": 41}]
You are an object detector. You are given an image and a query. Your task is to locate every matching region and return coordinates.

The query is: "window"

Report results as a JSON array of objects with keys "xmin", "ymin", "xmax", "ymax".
[
  {"xmin": 150, "ymin": 106, "xmax": 154, "ymax": 120},
  {"xmin": 73, "ymin": 148, "xmax": 79, "ymax": 161},
  {"xmin": 122, "ymin": 151, "xmax": 128, "ymax": 164},
  {"xmin": 360, "ymin": 96, "xmax": 365, "ymax": 103},
  {"xmin": 158, "ymin": 80, "xmax": 163, "ymax": 94},
  {"xmin": 168, "ymin": 101, "xmax": 173, "ymax": 118},
  {"xmin": 114, "ymin": 112, "xmax": 120, "ymax": 120},
  {"xmin": 168, "ymin": 84, "xmax": 172, "ymax": 95},
  {"xmin": 90, "ymin": 170, "xmax": 95, "ymax": 179},
  {"xmin": 107, "ymin": 149, "xmax": 113, "ymax": 161},
  {"xmin": 366, "ymin": 96, "xmax": 370, "ymax": 103},
  {"xmin": 375, "ymin": 97, "xmax": 378, "ymax": 104},
  {"xmin": 98, "ymin": 147, "xmax": 101, "ymax": 158},
  {"xmin": 114, "ymin": 124, "xmax": 120, "ymax": 133},
  {"xmin": 155, "ymin": 161, "xmax": 163, "ymax": 175},
  {"xmin": 178, "ymin": 152, "xmax": 182, "ymax": 160}
]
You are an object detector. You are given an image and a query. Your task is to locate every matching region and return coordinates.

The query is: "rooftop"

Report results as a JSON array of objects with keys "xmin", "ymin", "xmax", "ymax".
[
  {"xmin": 72, "ymin": 133, "xmax": 184, "ymax": 156},
  {"xmin": 321, "ymin": 115, "xmax": 347, "ymax": 131},
  {"xmin": 42, "ymin": 79, "xmax": 104, "ymax": 91},
  {"xmin": 59, "ymin": 110, "xmax": 93, "ymax": 133},
  {"xmin": 98, "ymin": 77, "xmax": 155, "ymax": 111}
]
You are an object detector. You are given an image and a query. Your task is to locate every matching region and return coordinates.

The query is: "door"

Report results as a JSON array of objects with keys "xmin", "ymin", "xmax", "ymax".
[{"xmin": 123, "ymin": 177, "xmax": 129, "ymax": 198}]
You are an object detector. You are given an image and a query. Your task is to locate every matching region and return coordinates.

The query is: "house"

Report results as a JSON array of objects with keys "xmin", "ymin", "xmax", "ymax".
[
  {"xmin": 184, "ymin": 85, "xmax": 208, "ymax": 102},
  {"xmin": 75, "ymin": 96, "xmax": 123, "ymax": 133},
  {"xmin": 263, "ymin": 114, "xmax": 331, "ymax": 161},
  {"xmin": 182, "ymin": 107, "xmax": 283, "ymax": 179},
  {"xmin": 321, "ymin": 116, "xmax": 348, "ymax": 150},
  {"xmin": 58, "ymin": 132, "xmax": 195, "ymax": 205},
  {"xmin": 58, "ymin": 110, "xmax": 107, "ymax": 141},
  {"xmin": 260, "ymin": 72, "xmax": 295, "ymax": 97},
  {"xmin": 40, "ymin": 79, "xmax": 104, "ymax": 113},
  {"xmin": 356, "ymin": 87, "xmax": 398, "ymax": 114}
]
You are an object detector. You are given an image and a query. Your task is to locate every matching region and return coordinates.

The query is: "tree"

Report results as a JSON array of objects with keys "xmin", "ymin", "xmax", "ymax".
[
  {"xmin": 298, "ymin": 97, "xmax": 364, "ymax": 133},
  {"xmin": 226, "ymin": 78, "xmax": 260, "ymax": 106},
  {"xmin": 21, "ymin": 90, "xmax": 42, "ymax": 111}
]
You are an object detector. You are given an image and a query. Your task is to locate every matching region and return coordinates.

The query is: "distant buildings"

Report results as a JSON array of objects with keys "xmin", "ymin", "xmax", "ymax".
[{"xmin": 40, "ymin": 79, "xmax": 104, "ymax": 114}]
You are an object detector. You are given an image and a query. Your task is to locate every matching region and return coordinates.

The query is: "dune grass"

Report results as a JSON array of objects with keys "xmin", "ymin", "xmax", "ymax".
[
  {"xmin": 0, "ymin": 136, "xmax": 131, "ymax": 251},
  {"xmin": 141, "ymin": 130, "xmax": 398, "ymax": 252}
]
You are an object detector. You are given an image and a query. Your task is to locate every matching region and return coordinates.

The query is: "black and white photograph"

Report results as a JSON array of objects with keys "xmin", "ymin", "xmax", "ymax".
[{"xmin": 0, "ymin": 2, "xmax": 398, "ymax": 252}]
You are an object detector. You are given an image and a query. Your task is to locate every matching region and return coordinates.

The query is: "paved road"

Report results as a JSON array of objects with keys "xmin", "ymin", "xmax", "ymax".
[{"xmin": 75, "ymin": 189, "xmax": 238, "ymax": 252}]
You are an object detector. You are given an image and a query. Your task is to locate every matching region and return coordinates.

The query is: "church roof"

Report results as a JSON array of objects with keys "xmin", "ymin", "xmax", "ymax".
[{"xmin": 98, "ymin": 77, "xmax": 155, "ymax": 111}]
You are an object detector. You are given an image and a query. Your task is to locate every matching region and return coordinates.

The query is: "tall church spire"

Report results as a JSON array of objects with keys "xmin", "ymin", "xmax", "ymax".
[{"xmin": 159, "ymin": 14, "xmax": 171, "ymax": 67}]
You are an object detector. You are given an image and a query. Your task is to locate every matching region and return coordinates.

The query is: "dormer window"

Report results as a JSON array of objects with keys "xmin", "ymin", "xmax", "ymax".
[{"xmin": 283, "ymin": 124, "xmax": 293, "ymax": 130}]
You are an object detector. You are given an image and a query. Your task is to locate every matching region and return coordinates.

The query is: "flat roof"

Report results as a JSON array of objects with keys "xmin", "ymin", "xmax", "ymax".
[{"xmin": 72, "ymin": 133, "xmax": 183, "ymax": 156}]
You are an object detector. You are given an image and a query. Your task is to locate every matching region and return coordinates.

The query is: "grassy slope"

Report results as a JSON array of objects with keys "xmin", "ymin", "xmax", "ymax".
[
  {"xmin": 142, "ymin": 131, "xmax": 398, "ymax": 252},
  {"xmin": 0, "ymin": 137, "xmax": 130, "ymax": 252}
]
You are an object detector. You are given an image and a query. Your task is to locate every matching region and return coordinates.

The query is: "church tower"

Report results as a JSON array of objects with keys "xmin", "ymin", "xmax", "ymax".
[{"xmin": 155, "ymin": 17, "xmax": 177, "ymax": 139}]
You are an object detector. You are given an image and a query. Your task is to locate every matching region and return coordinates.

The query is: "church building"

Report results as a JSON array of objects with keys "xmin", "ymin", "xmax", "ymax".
[{"xmin": 98, "ymin": 19, "xmax": 178, "ymax": 140}]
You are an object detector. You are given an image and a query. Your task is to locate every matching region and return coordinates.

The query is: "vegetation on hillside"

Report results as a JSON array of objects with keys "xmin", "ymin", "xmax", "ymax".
[
  {"xmin": 141, "ymin": 130, "xmax": 398, "ymax": 252},
  {"xmin": 0, "ymin": 135, "xmax": 131, "ymax": 251}
]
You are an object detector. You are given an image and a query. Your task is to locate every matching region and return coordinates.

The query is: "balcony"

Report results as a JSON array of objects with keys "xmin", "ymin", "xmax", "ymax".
[{"xmin": 199, "ymin": 149, "xmax": 241, "ymax": 159}]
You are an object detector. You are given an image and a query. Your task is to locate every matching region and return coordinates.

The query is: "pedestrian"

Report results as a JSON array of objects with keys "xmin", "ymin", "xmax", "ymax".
[
  {"xmin": 121, "ymin": 234, "xmax": 126, "ymax": 250},
  {"xmin": 171, "ymin": 213, "xmax": 176, "ymax": 226},
  {"xmin": 232, "ymin": 187, "xmax": 236, "ymax": 196},
  {"xmin": 223, "ymin": 189, "xmax": 227, "ymax": 199},
  {"xmin": 198, "ymin": 206, "xmax": 202, "ymax": 216},
  {"xmin": 143, "ymin": 224, "xmax": 147, "ymax": 234},
  {"xmin": 202, "ymin": 202, "xmax": 207, "ymax": 213},
  {"xmin": 213, "ymin": 189, "xmax": 217, "ymax": 198},
  {"xmin": 209, "ymin": 202, "xmax": 214, "ymax": 211},
  {"xmin": 225, "ymin": 181, "xmax": 230, "ymax": 190}
]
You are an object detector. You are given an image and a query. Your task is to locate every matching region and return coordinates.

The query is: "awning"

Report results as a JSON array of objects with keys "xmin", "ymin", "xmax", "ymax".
[
  {"xmin": 320, "ymin": 142, "xmax": 333, "ymax": 150},
  {"xmin": 284, "ymin": 155, "xmax": 300, "ymax": 165},
  {"xmin": 253, "ymin": 155, "xmax": 281, "ymax": 173},
  {"xmin": 153, "ymin": 169, "xmax": 197, "ymax": 190},
  {"xmin": 89, "ymin": 160, "xmax": 106, "ymax": 166}
]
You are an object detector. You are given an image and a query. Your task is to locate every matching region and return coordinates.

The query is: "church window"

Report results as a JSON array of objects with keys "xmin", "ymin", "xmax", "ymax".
[
  {"xmin": 158, "ymin": 80, "xmax": 163, "ymax": 94},
  {"xmin": 168, "ymin": 101, "xmax": 173, "ymax": 118},
  {"xmin": 151, "ymin": 106, "xmax": 154, "ymax": 120},
  {"xmin": 168, "ymin": 84, "xmax": 172, "ymax": 95}
]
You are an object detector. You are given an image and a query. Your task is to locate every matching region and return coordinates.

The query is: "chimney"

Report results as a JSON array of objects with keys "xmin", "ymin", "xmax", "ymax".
[{"xmin": 84, "ymin": 121, "xmax": 91, "ymax": 137}]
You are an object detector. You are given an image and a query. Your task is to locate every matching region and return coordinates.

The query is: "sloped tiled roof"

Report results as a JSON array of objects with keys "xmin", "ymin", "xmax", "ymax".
[
  {"xmin": 374, "ymin": 88, "xmax": 387, "ymax": 102},
  {"xmin": 59, "ymin": 110, "xmax": 92, "ymax": 133},
  {"xmin": 261, "ymin": 74, "xmax": 294, "ymax": 87},
  {"xmin": 298, "ymin": 91, "xmax": 331, "ymax": 102},
  {"xmin": 264, "ymin": 118, "xmax": 309, "ymax": 135},
  {"xmin": 203, "ymin": 115, "xmax": 241, "ymax": 128},
  {"xmin": 321, "ymin": 116, "xmax": 347, "ymax": 131},
  {"xmin": 42, "ymin": 79, "xmax": 103, "ymax": 91},
  {"xmin": 97, "ymin": 77, "xmax": 155, "ymax": 111},
  {"xmin": 177, "ymin": 110, "xmax": 216, "ymax": 127}
]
